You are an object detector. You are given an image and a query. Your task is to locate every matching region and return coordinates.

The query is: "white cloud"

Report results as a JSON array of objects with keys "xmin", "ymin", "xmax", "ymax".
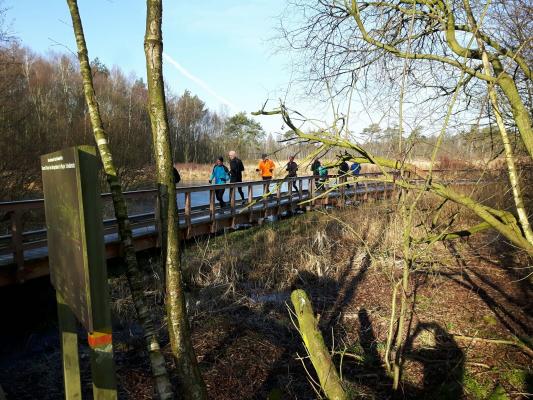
[{"xmin": 162, "ymin": 52, "xmax": 239, "ymax": 112}]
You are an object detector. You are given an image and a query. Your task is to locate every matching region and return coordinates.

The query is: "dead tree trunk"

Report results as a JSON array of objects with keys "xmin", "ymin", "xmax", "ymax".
[{"xmin": 291, "ymin": 289, "xmax": 348, "ymax": 400}]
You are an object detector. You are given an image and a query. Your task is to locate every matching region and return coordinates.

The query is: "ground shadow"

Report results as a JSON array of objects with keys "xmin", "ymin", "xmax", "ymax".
[
  {"xmin": 403, "ymin": 322, "xmax": 464, "ymax": 399},
  {"xmin": 443, "ymin": 242, "xmax": 532, "ymax": 337}
]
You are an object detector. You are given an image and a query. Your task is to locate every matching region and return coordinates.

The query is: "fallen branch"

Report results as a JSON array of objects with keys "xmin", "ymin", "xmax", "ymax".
[
  {"xmin": 451, "ymin": 334, "xmax": 533, "ymax": 358},
  {"xmin": 291, "ymin": 289, "xmax": 348, "ymax": 400},
  {"xmin": 415, "ymin": 222, "xmax": 492, "ymax": 243}
]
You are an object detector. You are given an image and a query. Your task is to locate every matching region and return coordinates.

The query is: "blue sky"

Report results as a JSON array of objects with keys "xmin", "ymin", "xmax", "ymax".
[
  {"xmin": 4, "ymin": 0, "xmax": 298, "ymax": 133},
  {"xmin": 3, "ymin": 1, "xmax": 466, "ymax": 140}
]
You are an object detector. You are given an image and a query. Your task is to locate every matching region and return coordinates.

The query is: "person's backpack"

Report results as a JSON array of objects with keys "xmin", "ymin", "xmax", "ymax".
[
  {"xmin": 220, "ymin": 165, "xmax": 230, "ymax": 182},
  {"xmin": 339, "ymin": 161, "xmax": 349, "ymax": 173},
  {"xmin": 351, "ymin": 162, "xmax": 361, "ymax": 175},
  {"xmin": 173, "ymin": 167, "xmax": 181, "ymax": 184}
]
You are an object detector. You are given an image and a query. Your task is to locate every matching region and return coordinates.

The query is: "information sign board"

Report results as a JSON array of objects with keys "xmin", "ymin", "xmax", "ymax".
[{"xmin": 41, "ymin": 146, "xmax": 109, "ymax": 332}]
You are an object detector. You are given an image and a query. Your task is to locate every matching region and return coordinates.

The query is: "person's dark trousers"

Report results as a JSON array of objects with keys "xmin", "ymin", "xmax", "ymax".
[
  {"xmin": 291, "ymin": 180, "xmax": 298, "ymax": 193},
  {"xmin": 313, "ymin": 175, "xmax": 320, "ymax": 190},
  {"xmin": 262, "ymin": 176, "xmax": 272, "ymax": 194},
  {"xmin": 215, "ymin": 189, "xmax": 226, "ymax": 207},
  {"xmin": 230, "ymin": 177, "xmax": 245, "ymax": 201}
]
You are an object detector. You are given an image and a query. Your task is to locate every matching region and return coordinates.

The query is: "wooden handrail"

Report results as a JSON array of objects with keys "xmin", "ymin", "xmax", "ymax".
[{"xmin": 0, "ymin": 172, "xmax": 389, "ymax": 210}]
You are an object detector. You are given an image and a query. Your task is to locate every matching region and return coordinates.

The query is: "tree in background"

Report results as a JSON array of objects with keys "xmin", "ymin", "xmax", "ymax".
[
  {"xmin": 280, "ymin": 0, "xmax": 532, "ymax": 157},
  {"xmin": 0, "ymin": 46, "xmax": 230, "ymax": 200},
  {"xmin": 223, "ymin": 111, "xmax": 265, "ymax": 159},
  {"xmin": 170, "ymin": 90, "xmax": 207, "ymax": 163}
]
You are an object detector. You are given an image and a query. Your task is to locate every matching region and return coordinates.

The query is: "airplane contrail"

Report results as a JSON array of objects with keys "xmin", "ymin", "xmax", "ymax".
[{"xmin": 162, "ymin": 52, "xmax": 239, "ymax": 112}]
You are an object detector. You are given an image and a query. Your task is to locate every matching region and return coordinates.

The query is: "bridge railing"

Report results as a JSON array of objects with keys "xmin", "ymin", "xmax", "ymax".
[{"xmin": 0, "ymin": 172, "xmax": 392, "ymax": 278}]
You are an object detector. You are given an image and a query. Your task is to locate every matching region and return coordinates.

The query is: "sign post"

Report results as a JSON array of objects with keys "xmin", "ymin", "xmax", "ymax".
[{"xmin": 41, "ymin": 146, "xmax": 117, "ymax": 400}]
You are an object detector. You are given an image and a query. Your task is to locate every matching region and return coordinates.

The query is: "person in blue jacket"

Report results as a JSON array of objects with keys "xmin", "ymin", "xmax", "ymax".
[
  {"xmin": 209, "ymin": 156, "xmax": 231, "ymax": 207},
  {"xmin": 350, "ymin": 161, "xmax": 361, "ymax": 189},
  {"xmin": 350, "ymin": 162, "xmax": 361, "ymax": 176}
]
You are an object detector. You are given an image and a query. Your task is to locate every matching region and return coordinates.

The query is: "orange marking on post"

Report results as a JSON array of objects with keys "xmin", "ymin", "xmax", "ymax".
[{"xmin": 88, "ymin": 332, "xmax": 112, "ymax": 348}]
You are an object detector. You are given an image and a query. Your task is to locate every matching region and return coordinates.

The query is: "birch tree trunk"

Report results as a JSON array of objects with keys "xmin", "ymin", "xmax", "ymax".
[
  {"xmin": 65, "ymin": 1, "xmax": 174, "ymax": 399},
  {"xmin": 143, "ymin": 1, "xmax": 207, "ymax": 399}
]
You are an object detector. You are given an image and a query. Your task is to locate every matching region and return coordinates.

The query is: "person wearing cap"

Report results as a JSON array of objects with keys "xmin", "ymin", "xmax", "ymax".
[
  {"xmin": 228, "ymin": 150, "xmax": 246, "ymax": 203},
  {"xmin": 338, "ymin": 158, "xmax": 350, "ymax": 188},
  {"xmin": 209, "ymin": 156, "xmax": 230, "ymax": 207}
]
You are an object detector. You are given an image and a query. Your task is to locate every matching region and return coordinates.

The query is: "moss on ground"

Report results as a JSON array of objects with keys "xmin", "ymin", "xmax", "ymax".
[{"xmin": 463, "ymin": 372, "xmax": 492, "ymax": 399}]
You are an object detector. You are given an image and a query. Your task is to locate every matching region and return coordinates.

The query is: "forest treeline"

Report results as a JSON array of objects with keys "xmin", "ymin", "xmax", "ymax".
[
  {"xmin": 0, "ymin": 43, "xmax": 274, "ymax": 199},
  {"xmin": 1, "ymin": 41, "xmax": 524, "ymax": 201}
]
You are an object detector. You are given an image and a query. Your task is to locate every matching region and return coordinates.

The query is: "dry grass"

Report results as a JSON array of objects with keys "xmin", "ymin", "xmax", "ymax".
[
  {"xmin": 182, "ymin": 183, "xmax": 515, "ymax": 298},
  {"xmin": 182, "ymin": 203, "xmax": 395, "ymax": 293}
]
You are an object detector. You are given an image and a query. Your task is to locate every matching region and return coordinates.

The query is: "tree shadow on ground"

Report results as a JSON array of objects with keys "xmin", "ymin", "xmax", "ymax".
[
  {"xmin": 403, "ymin": 322, "xmax": 464, "ymax": 399},
  {"xmin": 465, "ymin": 239, "xmax": 533, "ymax": 320},
  {"xmin": 443, "ymin": 242, "xmax": 532, "ymax": 337},
  {"xmin": 337, "ymin": 306, "xmax": 464, "ymax": 399}
]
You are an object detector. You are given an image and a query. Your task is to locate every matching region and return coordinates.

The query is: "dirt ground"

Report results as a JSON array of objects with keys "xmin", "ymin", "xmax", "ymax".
[{"xmin": 0, "ymin": 204, "xmax": 531, "ymax": 399}]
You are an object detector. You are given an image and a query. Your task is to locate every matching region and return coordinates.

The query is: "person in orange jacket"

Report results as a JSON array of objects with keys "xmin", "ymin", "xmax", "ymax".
[
  {"xmin": 256, "ymin": 153, "xmax": 275, "ymax": 179},
  {"xmin": 256, "ymin": 153, "xmax": 275, "ymax": 193}
]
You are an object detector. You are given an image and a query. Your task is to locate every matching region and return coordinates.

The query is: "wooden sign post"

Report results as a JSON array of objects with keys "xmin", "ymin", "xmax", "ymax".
[{"xmin": 41, "ymin": 146, "xmax": 117, "ymax": 400}]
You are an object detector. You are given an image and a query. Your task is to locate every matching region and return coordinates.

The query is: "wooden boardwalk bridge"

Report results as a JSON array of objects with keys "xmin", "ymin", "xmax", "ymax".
[{"xmin": 0, "ymin": 173, "xmax": 395, "ymax": 286}]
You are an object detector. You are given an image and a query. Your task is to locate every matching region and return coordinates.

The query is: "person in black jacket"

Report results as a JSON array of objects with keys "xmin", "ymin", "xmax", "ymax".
[
  {"xmin": 228, "ymin": 150, "xmax": 246, "ymax": 203},
  {"xmin": 338, "ymin": 159, "xmax": 350, "ymax": 188},
  {"xmin": 286, "ymin": 155, "xmax": 299, "ymax": 192},
  {"xmin": 311, "ymin": 158, "xmax": 321, "ymax": 187},
  {"xmin": 338, "ymin": 160, "xmax": 349, "ymax": 175}
]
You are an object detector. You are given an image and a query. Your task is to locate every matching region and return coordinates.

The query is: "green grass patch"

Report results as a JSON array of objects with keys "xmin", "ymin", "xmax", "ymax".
[
  {"xmin": 501, "ymin": 368, "xmax": 529, "ymax": 391},
  {"xmin": 463, "ymin": 372, "xmax": 491, "ymax": 399},
  {"xmin": 482, "ymin": 314, "xmax": 498, "ymax": 327}
]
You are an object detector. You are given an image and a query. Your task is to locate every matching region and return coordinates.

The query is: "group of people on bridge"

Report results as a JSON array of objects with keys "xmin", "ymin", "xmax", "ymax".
[
  {"xmin": 174, "ymin": 152, "xmax": 362, "ymax": 208},
  {"xmin": 207, "ymin": 152, "xmax": 277, "ymax": 207}
]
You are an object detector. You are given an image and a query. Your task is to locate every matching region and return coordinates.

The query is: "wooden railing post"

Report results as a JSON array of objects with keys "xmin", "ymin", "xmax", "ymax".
[
  {"xmin": 154, "ymin": 196, "xmax": 162, "ymax": 247},
  {"xmin": 230, "ymin": 186, "xmax": 236, "ymax": 228},
  {"xmin": 10, "ymin": 210, "xmax": 25, "ymax": 282},
  {"xmin": 352, "ymin": 176, "xmax": 358, "ymax": 204},
  {"xmin": 184, "ymin": 192, "xmax": 192, "ymax": 239},
  {"xmin": 263, "ymin": 183, "xmax": 268, "ymax": 218},
  {"xmin": 309, "ymin": 177, "xmax": 315, "ymax": 209},
  {"xmin": 209, "ymin": 189, "xmax": 216, "ymax": 233},
  {"xmin": 248, "ymin": 183, "xmax": 254, "ymax": 223},
  {"xmin": 288, "ymin": 179, "xmax": 294, "ymax": 214},
  {"xmin": 276, "ymin": 183, "xmax": 281, "ymax": 215},
  {"xmin": 391, "ymin": 171, "xmax": 398, "ymax": 198},
  {"xmin": 339, "ymin": 175, "xmax": 346, "ymax": 207},
  {"xmin": 364, "ymin": 182, "xmax": 369, "ymax": 202}
]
